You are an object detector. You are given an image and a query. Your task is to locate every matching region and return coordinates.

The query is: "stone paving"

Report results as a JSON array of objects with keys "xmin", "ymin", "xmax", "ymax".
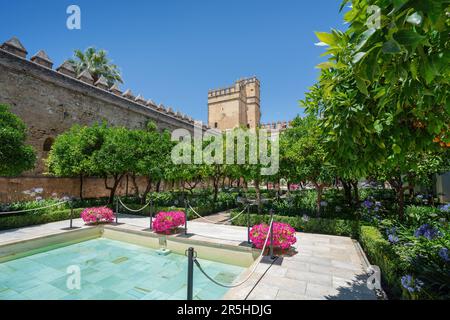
[{"xmin": 0, "ymin": 215, "xmax": 378, "ymax": 300}]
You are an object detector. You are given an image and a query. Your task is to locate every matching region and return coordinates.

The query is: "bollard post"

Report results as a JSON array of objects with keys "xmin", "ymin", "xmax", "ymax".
[
  {"xmin": 247, "ymin": 204, "xmax": 251, "ymax": 244},
  {"xmin": 269, "ymin": 209, "xmax": 275, "ymax": 259},
  {"xmin": 184, "ymin": 200, "xmax": 188, "ymax": 235},
  {"xmin": 149, "ymin": 199, "xmax": 153, "ymax": 230},
  {"xmin": 187, "ymin": 247, "xmax": 194, "ymax": 300},
  {"xmin": 69, "ymin": 200, "xmax": 74, "ymax": 229},
  {"xmin": 115, "ymin": 198, "xmax": 119, "ymax": 224}
]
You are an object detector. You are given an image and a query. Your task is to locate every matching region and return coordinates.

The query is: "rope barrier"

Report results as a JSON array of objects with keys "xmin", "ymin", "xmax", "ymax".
[
  {"xmin": 193, "ymin": 218, "xmax": 274, "ymax": 288},
  {"xmin": 0, "ymin": 200, "xmax": 70, "ymax": 215},
  {"xmin": 188, "ymin": 203, "xmax": 248, "ymax": 224},
  {"xmin": 118, "ymin": 197, "xmax": 152, "ymax": 213}
]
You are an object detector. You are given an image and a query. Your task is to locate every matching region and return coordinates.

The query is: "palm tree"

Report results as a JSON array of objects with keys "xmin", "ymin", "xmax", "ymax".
[{"xmin": 69, "ymin": 47, "xmax": 123, "ymax": 87}]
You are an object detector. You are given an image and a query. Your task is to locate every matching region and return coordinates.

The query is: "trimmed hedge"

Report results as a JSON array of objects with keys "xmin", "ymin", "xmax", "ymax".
[
  {"xmin": 0, "ymin": 202, "xmax": 223, "ymax": 231},
  {"xmin": 359, "ymin": 226, "xmax": 404, "ymax": 299},
  {"xmin": 100, "ymin": 203, "xmax": 222, "ymax": 222},
  {"xmin": 230, "ymin": 212, "xmax": 360, "ymax": 238},
  {"xmin": 0, "ymin": 208, "xmax": 83, "ymax": 230}
]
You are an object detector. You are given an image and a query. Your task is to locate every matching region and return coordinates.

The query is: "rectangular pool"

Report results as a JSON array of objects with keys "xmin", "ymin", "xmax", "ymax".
[{"xmin": 0, "ymin": 238, "xmax": 245, "ymax": 300}]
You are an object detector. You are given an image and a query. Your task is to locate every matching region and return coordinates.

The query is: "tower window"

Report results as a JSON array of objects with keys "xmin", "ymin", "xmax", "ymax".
[
  {"xmin": 43, "ymin": 137, "xmax": 54, "ymax": 152},
  {"xmin": 214, "ymin": 122, "xmax": 218, "ymax": 128}
]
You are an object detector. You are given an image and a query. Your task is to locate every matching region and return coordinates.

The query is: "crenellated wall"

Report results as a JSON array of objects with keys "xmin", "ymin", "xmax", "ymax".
[{"xmin": 0, "ymin": 36, "xmax": 209, "ymax": 202}]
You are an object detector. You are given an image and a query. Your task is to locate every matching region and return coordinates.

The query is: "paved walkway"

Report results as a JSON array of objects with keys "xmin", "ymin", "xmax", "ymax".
[
  {"xmin": 0, "ymin": 215, "xmax": 378, "ymax": 300},
  {"xmin": 191, "ymin": 210, "xmax": 233, "ymax": 225}
]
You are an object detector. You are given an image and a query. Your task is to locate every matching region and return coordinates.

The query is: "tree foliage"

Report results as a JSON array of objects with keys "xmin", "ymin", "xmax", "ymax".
[
  {"xmin": 69, "ymin": 47, "xmax": 123, "ymax": 86},
  {"xmin": 0, "ymin": 104, "xmax": 36, "ymax": 176}
]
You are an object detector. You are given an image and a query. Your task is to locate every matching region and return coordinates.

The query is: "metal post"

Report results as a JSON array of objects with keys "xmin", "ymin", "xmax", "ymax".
[
  {"xmin": 247, "ymin": 204, "xmax": 251, "ymax": 244},
  {"xmin": 187, "ymin": 247, "xmax": 194, "ymax": 300},
  {"xmin": 184, "ymin": 200, "xmax": 188, "ymax": 235},
  {"xmin": 269, "ymin": 209, "xmax": 275, "ymax": 259},
  {"xmin": 69, "ymin": 201, "xmax": 74, "ymax": 229},
  {"xmin": 149, "ymin": 199, "xmax": 153, "ymax": 230},
  {"xmin": 115, "ymin": 198, "xmax": 119, "ymax": 224}
]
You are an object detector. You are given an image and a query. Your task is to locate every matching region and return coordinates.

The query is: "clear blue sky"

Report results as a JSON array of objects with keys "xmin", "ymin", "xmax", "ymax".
[{"xmin": 0, "ymin": 0, "xmax": 347, "ymax": 124}]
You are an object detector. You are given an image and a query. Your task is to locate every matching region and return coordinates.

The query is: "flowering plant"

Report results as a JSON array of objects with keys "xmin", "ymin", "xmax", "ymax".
[
  {"xmin": 81, "ymin": 207, "xmax": 115, "ymax": 224},
  {"xmin": 249, "ymin": 222, "xmax": 297, "ymax": 250},
  {"xmin": 153, "ymin": 211, "xmax": 186, "ymax": 234}
]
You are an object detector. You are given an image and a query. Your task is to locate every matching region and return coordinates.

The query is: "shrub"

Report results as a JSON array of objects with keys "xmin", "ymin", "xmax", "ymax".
[
  {"xmin": 250, "ymin": 222, "xmax": 297, "ymax": 250},
  {"xmin": 404, "ymin": 205, "xmax": 445, "ymax": 225},
  {"xmin": 0, "ymin": 208, "xmax": 83, "ymax": 230},
  {"xmin": 153, "ymin": 211, "xmax": 186, "ymax": 234},
  {"xmin": 81, "ymin": 207, "xmax": 115, "ymax": 224},
  {"xmin": 359, "ymin": 226, "xmax": 404, "ymax": 299}
]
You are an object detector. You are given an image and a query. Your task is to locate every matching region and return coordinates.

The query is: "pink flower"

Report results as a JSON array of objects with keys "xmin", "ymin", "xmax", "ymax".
[
  {"xmin": 81, "ymin": 207, "xmax": 115, "ymax": 224},
  {"xmin": 153, "ymin": 211, "xmax": 186, "ymax": 234},
  {"xmin": 249, "ymin": 222, "xmax": 297, "ymax": 250}
]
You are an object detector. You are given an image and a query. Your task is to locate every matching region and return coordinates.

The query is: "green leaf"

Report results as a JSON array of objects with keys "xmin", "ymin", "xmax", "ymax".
[
  {"xmin": 393, "ymin": 0, "xmax": 409, "ymax": 10},
  {"xmin": 316, "ymin": 61, "xmax": 336, "ymax": 70},
  {"xmin": 409, "ymin": 60, "xmax": 418, "ymax": 79},
  {"xmin": 315, "ymin": 32, "xmax": 336, "ymax": 46},
  {"xmin": 406, "ymin": 12, "xmax": 423, "ymax": 25},
  {"xmin": 352, "ymin": 52, "xmax": 368, "ymax": 64},
  {"xmin": 373, "ymin": 88, "xmax": 386, "ymax": 100},
  {"xmin": 374, "ymin": 120, "xmax": 383, "ymax": 134},
  {"xmin": 382, "ymin": 39, "xmax": 402, "ymax": 54},
  {"xmin": 355, "ymin": 76, "xmax": 369, "ymax": 96},
  {"xmin": 394, "ymin": 29, "xmax": 426, "ymax": 47},
  {"xmin": 392, "ymin": 144, "xmax": 401, "ymax": 154},
  {"xmin": 420, "ymin": 58, "xmax": 439, "ymax": 84},
  {"xmin": 355, "ymin": 28, "xmax": 377, "ymax": 52}
]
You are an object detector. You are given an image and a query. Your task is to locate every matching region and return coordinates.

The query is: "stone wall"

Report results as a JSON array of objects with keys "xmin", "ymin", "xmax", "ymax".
[{"xmin": 0, "ymin": 37, "xmax": 208, "ymax": 203}]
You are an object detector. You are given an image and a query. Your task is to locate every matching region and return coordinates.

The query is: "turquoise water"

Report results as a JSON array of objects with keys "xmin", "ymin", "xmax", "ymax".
[{"xmin": 0, "ymin": 238, "xmax": 244, "ymax": 300}]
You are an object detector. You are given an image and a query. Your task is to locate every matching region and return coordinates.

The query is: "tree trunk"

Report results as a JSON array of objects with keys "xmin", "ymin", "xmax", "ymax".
[
  {"xmin": 141, "ymin": 177, "xmax": 152, "ymax": 204},
  {"xmin": 79, "ymin": 174, "xmax": 84, "ymax": 200},
  {"xmin": 105, "ymin": 174, "xmax": 124, "ymax": 205},
  {"xmin": 351, "ymin": 180, "xmax": 359, "ymax": 205},
  {"xmin": 341, "ymin": 179, "xmax": 352, "ymax": 207},
  {"xmin": 277, "ymin": 178, "xmax": 281, "ymax": 198},
  {"xmin": 315, "ymin": 183, "xmax": 324, "ymax": 217},
  {"xmin": 131, "ymin": 174, "xmax": 140, "ymax": 198},
  {"xmin": 407, "ymin": 173, "xmax": 415, "ymax": 200},
  {"xmin": 213, "ymin": 177, "xmax": 219, "ymax": 203},
  {"xmin": 389, "ymin": 175, "xmax": 405, "ymax": 220},
  {"xmin": 156, "ymin": 180, "xmax": 161, "ymax": 192},
  {"xmin": 255, "ymin": 179, "xmax": 262, "ymax": 215}
]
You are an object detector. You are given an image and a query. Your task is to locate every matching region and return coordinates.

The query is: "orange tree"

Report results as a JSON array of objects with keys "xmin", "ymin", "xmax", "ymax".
[{"xmin": 305, "ymin": 0, "xmax": 449, "ymax": 218}]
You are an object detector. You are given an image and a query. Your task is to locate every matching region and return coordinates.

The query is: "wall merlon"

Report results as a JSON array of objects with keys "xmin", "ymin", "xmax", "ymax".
[
  {"xmin": 94, "ymin": 75, "xmax": 109, "ymax": 90},
  {"xmin": 1, "ymin": 36, "xmax": 27, "ymax": 58},
  {"xmin": 122, "ymin": 89, "xmax": 134, "ymax": 100},
  {"xmin": 30, "ymin": 50, "xmax": 53, "ymax": 69},
  {"xmin": 77, "ymin": 69, "xmax": 94, "ymax": 85},
  {"xmin": 135, "ymin": 94, "xmax": 146, "ymax": 105},
  {"xmin": 109, "ymin": 83, "xmax": 122, "ymax": 95},
  {"xmin": 56, "ymin": 60, "xmax": 76, "ymax": 78},
  {"xmin": 146, "ymin": 99, "xmax": 157, "ymax": 108}
]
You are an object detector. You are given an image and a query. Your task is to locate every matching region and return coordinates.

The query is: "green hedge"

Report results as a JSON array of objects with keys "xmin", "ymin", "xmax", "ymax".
[
  {"xmin": 230, "ymin": 212, "xmax": 360, "ymax": 238},
  {"xmin": 0, "ymin": 208, "xmax": 84, "ymax": 230},
  {"xmin": 359, "ymin": 226, "xmax": 404, "ymax": 299},
  {"xmin": 114, "ymin": 203, "xmax": 218, "ymax": 221},
  {"xmin": 0, "ymin": 202, "xmax": 222, "ymax": 231}
]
